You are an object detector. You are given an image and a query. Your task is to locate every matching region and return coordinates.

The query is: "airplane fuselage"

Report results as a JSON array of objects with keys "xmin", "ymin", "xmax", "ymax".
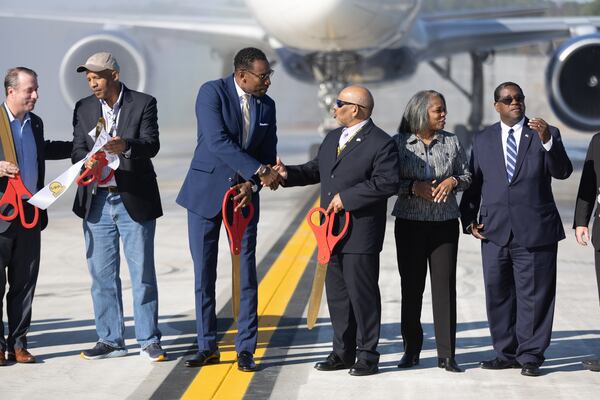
[{"xmin": 245, "ymin": 0, "xmax": 421, "ymax": 52}]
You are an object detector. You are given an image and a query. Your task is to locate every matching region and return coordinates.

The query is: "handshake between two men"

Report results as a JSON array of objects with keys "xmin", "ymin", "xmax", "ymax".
[{"xmin": 230, "ymin": 158, "xmax": 345, "ymax": 215}]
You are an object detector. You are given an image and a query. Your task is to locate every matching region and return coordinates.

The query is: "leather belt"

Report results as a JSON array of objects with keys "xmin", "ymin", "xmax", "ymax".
[{"xmin": 97, "ymin": 186, "xmax": 119, "ymax": 193}]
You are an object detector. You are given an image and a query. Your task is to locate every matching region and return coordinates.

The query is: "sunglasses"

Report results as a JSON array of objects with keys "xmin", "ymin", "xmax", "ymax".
[
  {"xmin": 496, "ymin": 94, "xmax": 525, "ymax": 105},
  {"xmin": 244, "ymin": 69, "xmax": 275, "ymax": 81},
  {"xmin": 335, "ymin": 99, "xmax": 365, "ymax": 108}
]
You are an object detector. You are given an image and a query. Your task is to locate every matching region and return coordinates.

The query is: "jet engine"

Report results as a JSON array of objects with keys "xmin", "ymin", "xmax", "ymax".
[
  {"xmin": 546, "ymin": 33, "xmax": 600, "ymax": 131},
  {"xmin": 59, "ymin": 32, "xmax": 147, "ymax": 107}
]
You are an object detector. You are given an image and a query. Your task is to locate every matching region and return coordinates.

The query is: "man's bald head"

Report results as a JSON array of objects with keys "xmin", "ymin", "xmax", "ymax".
[{"xmin": 338, "ymin": 85, "xmax": 374, "ymax": 116}]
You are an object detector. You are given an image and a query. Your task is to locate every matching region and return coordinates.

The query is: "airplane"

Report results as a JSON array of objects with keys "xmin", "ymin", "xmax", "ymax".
[{"xmin": 1, "ymin": 0, "xmax": 600, "ymax": 136}]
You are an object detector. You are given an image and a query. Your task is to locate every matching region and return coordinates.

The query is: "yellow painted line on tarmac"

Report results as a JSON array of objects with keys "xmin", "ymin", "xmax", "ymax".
[{"xmin": 181, "ymin": 199, "xmax": 319, "ymax": 400}]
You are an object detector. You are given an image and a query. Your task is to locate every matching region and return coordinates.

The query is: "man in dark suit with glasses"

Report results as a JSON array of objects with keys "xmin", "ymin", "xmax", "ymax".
[{"xmin": 460, "ymin": 81, "xmax": 572, "ymax": 377}]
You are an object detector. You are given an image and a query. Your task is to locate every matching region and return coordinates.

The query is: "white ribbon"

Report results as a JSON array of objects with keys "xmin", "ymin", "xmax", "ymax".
[{"xmin": 28, "ymin": 126, "xmax": 120, "ymax": 210}]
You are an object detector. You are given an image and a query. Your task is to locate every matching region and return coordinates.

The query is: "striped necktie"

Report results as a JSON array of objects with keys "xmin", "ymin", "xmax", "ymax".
[
  {"xmin": 241, "ymin": 94, "xmax": 250, "ymax": 147},
  {"xmin": 506, "ymin": 128, "xmax": 517, "ymax": 182}
]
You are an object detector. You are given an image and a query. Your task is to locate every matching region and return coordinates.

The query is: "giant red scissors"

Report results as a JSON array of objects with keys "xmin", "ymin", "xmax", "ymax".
[
  {"xmin": 305, "ymin": 207, "xmax": 350, "ymax": 329},
  {"xmin": 0, "ymin": 173, "xmax": 39, "ymax": 229},
  {"xmin": 222, "ymin": 187, "xmax": 254, "ymax": 322},
  {"xmin": 76, "ymin": 151, "xmax": 115, "ymax": 187}
]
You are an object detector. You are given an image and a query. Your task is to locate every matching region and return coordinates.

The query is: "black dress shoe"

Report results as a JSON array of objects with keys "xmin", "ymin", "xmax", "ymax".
[
  {"xmin": 314, "ymin": 352, "xmax": 351, "ymax": 371},
  {"xmin": 521, "ymin": 362, "xmax": 541, "ymax": 377},
  {"xmin": 185, "ymin": 350, "xmax": 220, "ymax": 367},
  {"xmin": 397, "ymin": 353, "xmax": 419, "ymax": 368},
  {"xmin": 348, "ymin": 359, "xmax": 378, "ymax": 376},
  {"xmin": 480, "ymin": 357, "xmax": 520, "ymax": 370},
  {"xmin": 438, "ymin": 357, "xmax": 463, "ymax": 373},
  {"xmin": 237, "ymin": 351, "xmax": 257, "ymax": 372},
  {"xmin": 582, "ymin": 358, "xmax": 600, "ymax": 372}
]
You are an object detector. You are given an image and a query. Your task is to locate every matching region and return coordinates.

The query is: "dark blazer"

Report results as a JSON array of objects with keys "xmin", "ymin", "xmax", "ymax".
[
  {"xmin": 176, "ymin": 74, "xmax": 277, "ymax": 218},
  {"xmin": 460, "ymin": 119, "xmax": 572, "ymax": 248},
  {"xmin": 0, "ymin": 111, "xmax": 72, "ymax": 233},
  {"xmin": 285, "ymin": 120, "xmax": 399, "ymax": 254},
  {"xmin": 71, "ymin": 85, "xmax": 162, "ymax": 222},
  {"xmin": 574, "ymin": 132, "xmax": 600, "ymax": 248}
]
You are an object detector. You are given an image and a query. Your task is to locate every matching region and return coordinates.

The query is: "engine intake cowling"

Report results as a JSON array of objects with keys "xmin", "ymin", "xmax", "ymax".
[
  {"xmin": 546, "ymin": 34, "xmax": 600, "ymax": 131},
  {"xmin": 59, "ymin": 32, "xmax": 147, "ymax": 107}
]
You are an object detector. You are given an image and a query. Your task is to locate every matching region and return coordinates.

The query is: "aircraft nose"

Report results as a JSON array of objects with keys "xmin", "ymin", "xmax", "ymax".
[{"xmin": 245, "ymin": 0, "xmax": 421, "ymax": 51}]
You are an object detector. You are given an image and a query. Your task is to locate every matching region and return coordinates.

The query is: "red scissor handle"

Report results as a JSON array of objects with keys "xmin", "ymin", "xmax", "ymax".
[
  {"xmin": 222, "ymin": 187, "xmax": 254, "ymax": 255},
  {"xmin": 0, "ymin": 174, "xmax": 39, "ymax": 229},
  {"xmin": 76, "ymin": 152, "xmax": 114, "ymax": 187},
  {"xmin": 306, "ymin": 207, "xmax": 350, "ymax": 264}
]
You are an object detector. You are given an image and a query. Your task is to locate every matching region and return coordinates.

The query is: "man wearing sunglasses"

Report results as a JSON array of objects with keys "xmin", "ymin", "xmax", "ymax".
[
  {"xmin": 272, "ymin": 85, "xmax": 399, "ymax": 376},
  {"xmin": 177, "ymin": 47, "xmax": 279, "ymax": 372},
  {"xmin": 460, "ymin": 81, "xmax": 572, "ymax": 377}
]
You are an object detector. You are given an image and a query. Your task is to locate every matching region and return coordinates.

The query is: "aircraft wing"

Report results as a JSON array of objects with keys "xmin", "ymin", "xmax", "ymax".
[
  {"xmin": 416, "ymin": 17, "xmax": 600, "ymax": 60},
  {"xmin": 0, "ymin": 11, "xmax": 269, "ymax": 50},
  {"xmin": 421, "ymin": 6, "xmax": 548, "ymax": 21}
]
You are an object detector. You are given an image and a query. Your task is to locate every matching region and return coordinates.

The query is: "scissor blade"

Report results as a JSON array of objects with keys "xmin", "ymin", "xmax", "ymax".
[
  {"xmin": 307, "ymin": 262, "xmax": 327, "ymax": 330},
  {"xmin": 231, "ymin": 253, "xmax": 241, "ymax": 324}
]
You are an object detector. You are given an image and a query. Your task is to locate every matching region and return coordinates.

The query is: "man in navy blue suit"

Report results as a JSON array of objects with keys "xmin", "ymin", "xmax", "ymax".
[
  {"xmin": 460, "ymin": 82, "xmax": 572, "ymax": 377},
  {"xmin": 177, "ymin": 47, "xmax": 279, "ymax": 371}
]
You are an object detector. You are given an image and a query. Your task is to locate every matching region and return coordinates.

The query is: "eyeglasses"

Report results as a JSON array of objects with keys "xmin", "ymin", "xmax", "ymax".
[
  {"xmin": 335, "ymin": 99, "xmax": 365, "ymax": 108},
  {"xmin": 496, "ymin": 94, "xmax": 525, "ymax": 105},
  {"xmin": 244, "ymin": 69, "xmax": 274, "ymax": 81}
]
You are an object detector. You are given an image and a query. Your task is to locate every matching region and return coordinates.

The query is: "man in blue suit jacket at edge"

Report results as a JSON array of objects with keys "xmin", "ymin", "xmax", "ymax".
[
  {"xmin": 177, "ymin": 47, "xmax": 280, "ymax": 371},
  {"xmin": 459, "ymin": 81, "xmax": 572, "ymax": 377}
]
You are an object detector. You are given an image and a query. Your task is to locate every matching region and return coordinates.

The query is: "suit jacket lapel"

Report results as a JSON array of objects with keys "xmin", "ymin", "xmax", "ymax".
[
  {"xmin": 226, "ymin": 75, "xmax": 244, "ymax": 145},
  {"xmin": 332, "ymin": 120, "xmax": 373, "ymax": 170},
  {"xmin": 246, "ymin": 95, "xmax": 259, "ymax": 147},
  {"xmin": 490, "ymin": 123, "xmax": 508, "ymax": 183},
  {"xmin": 115, "ymin": 86, "xmax": 133, "ymax": 138},
  {"xmin": 31, "ymin": 115, "xmax": 44, "ymax": 166},
  {"xmin": 512, "ymin": 119, "xmax": 533, "ymax": 182},
  {"xmin": 325, "ymin": 128, "xmax": 343, "ymax": 172}
]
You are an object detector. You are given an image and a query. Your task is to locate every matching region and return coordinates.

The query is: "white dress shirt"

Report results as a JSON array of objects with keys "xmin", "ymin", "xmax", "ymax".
[
  {"xmin": 339, "ymin": 119, "xmax": 370, "ymax": 150},
  {"xmin": 500, "ymin": 118, "xmax": 552, "ymax": 167}
]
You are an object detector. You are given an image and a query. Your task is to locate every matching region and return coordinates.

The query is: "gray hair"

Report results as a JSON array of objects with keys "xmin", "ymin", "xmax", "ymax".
[
  {"xmin": 398, "ymin": 90, "xmax": 446, "ymax": 134},
  {"xmin": 4, "ymin": 67, "xmax": 37, "ymax": 96}
]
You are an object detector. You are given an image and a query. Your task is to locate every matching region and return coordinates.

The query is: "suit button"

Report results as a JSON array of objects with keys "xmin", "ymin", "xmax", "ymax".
[
  {"xmin": 327, "ymin": 192, "xmax": 331, "ymax": 196},
  {"xmin": 228, "ymin": 177, "xmax": 232, "ymax": 182},
  {"xmin": 331, "ymin": 174, "xmax": 335, "ymax": 179}
]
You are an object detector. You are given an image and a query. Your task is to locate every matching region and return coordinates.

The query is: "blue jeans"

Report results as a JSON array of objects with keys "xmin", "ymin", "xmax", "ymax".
[{"xmin": 83, "ymin": 190, "xmax": 161, "ymax": 349}]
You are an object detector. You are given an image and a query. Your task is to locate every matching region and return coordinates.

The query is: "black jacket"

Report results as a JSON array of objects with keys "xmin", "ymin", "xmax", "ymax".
[
  {"xmin": 285, "ymin": 120, "xmax": 399, "ymax": 254},
  {"xmin": 574, "ymin": 132, "xmax": 600, "ymax": 248},
  {"xmin": 71, "ymin": 85, "xmax": 162, "ymax": 222},
  {"xmin": 0, "ymin": 111, "xmax": 72, "ymax": 232}
]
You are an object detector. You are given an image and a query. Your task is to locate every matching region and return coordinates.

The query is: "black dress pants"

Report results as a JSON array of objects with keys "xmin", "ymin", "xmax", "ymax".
[
  {"xmin": 326, "ymin": 252, "xmax": 381, "ymax": 364},
  {"xmin": 0, "ymin": 220, "xmax": 41, "ymax": 352},
  {"xmin": 394, "ymin": 218, "xmax": 458, "ymax": 358}
]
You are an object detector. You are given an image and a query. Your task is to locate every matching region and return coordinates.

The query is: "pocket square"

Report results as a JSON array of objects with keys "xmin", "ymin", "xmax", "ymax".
[{"xmin": 259, "ymin": 122, "xmax": 270, "ymax": 126}]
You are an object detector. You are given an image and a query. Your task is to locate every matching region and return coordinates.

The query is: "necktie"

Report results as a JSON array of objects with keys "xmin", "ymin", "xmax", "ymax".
[
  {"xmin": 506, "ymin": 128, "xmax": 517, "ymax": 182},
  {"xmin": 241, "ymin": 94, "xmax": 250, "ymax": 147}
]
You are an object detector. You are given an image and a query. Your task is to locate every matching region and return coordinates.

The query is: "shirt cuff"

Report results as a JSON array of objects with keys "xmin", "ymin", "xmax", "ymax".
[
  {"xmin": 541, "ymin": 136, "xmax": 553, "ymax": 151},
  {"xmin": 121, "ymin": 140, "xmax": 132, "ymax": 158}
]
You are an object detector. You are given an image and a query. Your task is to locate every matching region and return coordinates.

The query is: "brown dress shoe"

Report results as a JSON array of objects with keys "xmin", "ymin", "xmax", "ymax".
[
  {"xmin": 0, "ymin": 351, "xmax": 6, "ymax": 366},
  {"xmin": 7, "ymin": 348, "xmax": 36, "ymax": 363}
]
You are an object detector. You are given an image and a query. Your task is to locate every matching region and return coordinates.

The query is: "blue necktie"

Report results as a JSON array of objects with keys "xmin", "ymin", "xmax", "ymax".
[{"xmin": 506, "ymin": 128, "xmax": 517, "ymax": 182}]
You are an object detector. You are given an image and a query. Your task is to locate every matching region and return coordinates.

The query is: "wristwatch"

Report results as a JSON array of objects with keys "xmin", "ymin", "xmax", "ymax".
[{"xmin": 251, "ymin": 182, "xmax": 259, "ymax": 193}]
